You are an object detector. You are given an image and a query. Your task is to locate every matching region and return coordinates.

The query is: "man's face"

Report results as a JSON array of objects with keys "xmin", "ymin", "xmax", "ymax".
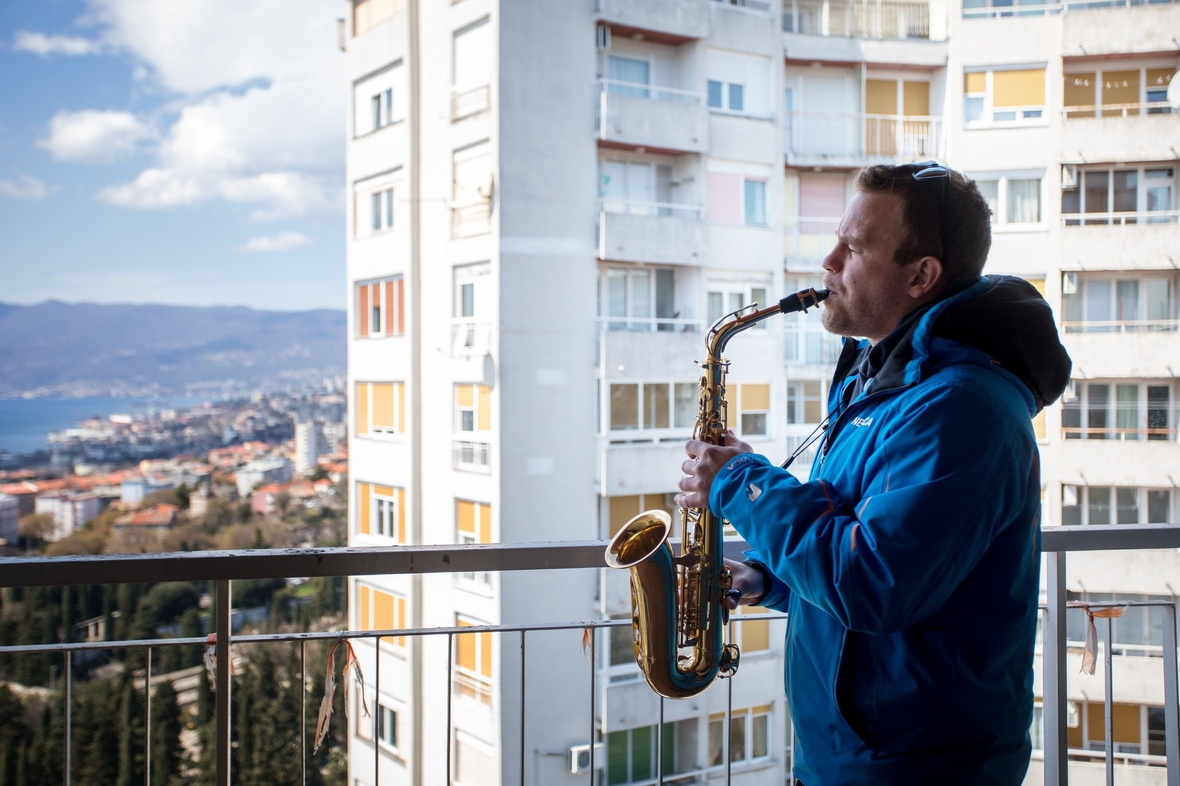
[{"xmin": 821, "ymin": 191, "xmax": 919, "ymax": 343}]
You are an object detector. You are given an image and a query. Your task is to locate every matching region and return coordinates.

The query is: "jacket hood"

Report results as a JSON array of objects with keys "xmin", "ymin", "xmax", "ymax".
[
  {"xmin": 836, "ymin": 275, "xmax": 1072, "ymax": 414},
  {"xmin": 934, "ymin": 275, "xmax": 1072, "ymax": 412}
]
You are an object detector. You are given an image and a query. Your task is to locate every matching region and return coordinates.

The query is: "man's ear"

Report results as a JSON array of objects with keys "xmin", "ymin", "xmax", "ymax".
[{"xmin": 908, "ymin": 255, "xmax": 943, "ymax": 299}]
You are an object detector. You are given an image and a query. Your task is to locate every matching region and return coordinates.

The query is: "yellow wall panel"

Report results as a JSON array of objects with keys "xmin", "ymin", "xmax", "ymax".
[
  {"xmin": 480, "ymin": 632, "xmax": 492, "ymax": 677},
  {"xmin": 742, "ymin": 383, "xmax": 770, "ymax": 411},
  {"xmin": 356, "ymin": 383, "xmax": 369, "ymax": 435},
  {"xmin": 964, "ymin": 72, "xmax": 986, "ymax": 94},
  {"xmin": 359, "ymin": 585, "xmax": 370, "ymax": 630},
  {"xmin": 477, "ymin": 385, "xmax": 491, "ymax": 431},
  {"xmin": 993, "ymin": 69, "xmax": 1045, "ymax": 108},
  {"xmin": 478, "ymin": 503, "xmax": 492, "ymax": 544},
  {"xmin": 457, "ymin": 384, "xmax": 474, "ymax": 407},
  {"xmin": 865, "ymin": 79, "xmax": 897, "ymax": 115},
  {"xmin": 903, "ymin": 81, "xmax": 929, "ymax": 116},
  {"xmin": 1064, "ymin": 73, "xmax": 1095, "ymax": 108},
  {"xmin": 359, "ymin": 482, "xmax": 371, "ymax": 535},
  {"xmin": 609, "ymin": 495, "xmax": 642, "ymax": 537},
  {"xmin": 458, "ymin": 500, "xmax": 476, "ymax": 535},
  {"xmin": 397, "ymin": 488, "xmax": 406, "ymax": 543},
  {"xmin": 372, "ymin": 383, "xmax": 394, "ymax": 428}
]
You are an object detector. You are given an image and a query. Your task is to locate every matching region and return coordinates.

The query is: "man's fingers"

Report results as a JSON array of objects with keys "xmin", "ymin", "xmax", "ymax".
[
  {"xmin": 677, "ymin": 475, "xmax": 695, "ymax": 492},
  {"xmin": 681, "ymin": 458, "xmax": 697, "ymax": 476},
  {"xmin": 684, "ymin": 439, "xmax": 707, "ymax": 459},
  {"xmin": 675, "ymin": 492, "xmax": 706, "ymax": 510}
]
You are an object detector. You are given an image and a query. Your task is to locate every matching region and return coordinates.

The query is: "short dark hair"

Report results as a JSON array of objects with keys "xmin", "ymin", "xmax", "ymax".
[{"xmin": 855, "ymin": 164, "xmax": 992, "ymax": 283}]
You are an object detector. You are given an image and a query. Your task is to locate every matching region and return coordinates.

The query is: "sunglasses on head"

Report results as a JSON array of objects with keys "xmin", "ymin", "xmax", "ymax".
[{"xmin": 908, "ymin": 160, "xmax": 951, "ymax": 267}]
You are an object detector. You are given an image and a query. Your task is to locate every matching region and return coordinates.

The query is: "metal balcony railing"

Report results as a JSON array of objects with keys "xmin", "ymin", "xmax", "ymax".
[
  {"xmin": 1062, "ymin": 319, "xmax": 1180, "ymax": 333},
  {"xmin": 1062, "ymin": 210, "xmax": 1180, "ymax": 226},
  {"xmin": 450, "ymin": 199, "xmax": 491, "ymax": 238},
  {"xmin": 450, "ymin": 319, "xmax": 491, "ymax": 357},
  {"xmin": 595, "ymin": 78, "xmax": 704, "ymax": 107},
  {"xmin": 451, "ymin": 84, "xmax": 491, "ymax": 120},
  {"xmin": 596, "ymin": 315, "xmax": 705, "ymax": 333},
  {"xmin": 1063, "ymin": 102, "xmax": 1175, "ymax": 119},
  {"xmin": 2, "ymin": 525, "xmax": 1179, "ymax": 786},
  {"xmin": 598, "ymin": 198, "xmax": 705, "ymax": 221},
  {"xmin": 782, "ymin": 0, "xmax": 932, "ymax": 38},
  {"xmin": 783, "ymin": 215, "xmax": 841, "ymax": 261},
  {"xmin": 452, "ymin": 438, "xmax": 491, "ymax": 471},
  {"xmin": 785, "ymin": 111, "xmax": 943, "ymax": 161},
  {"xmin": 965, "ymin": 0, "xmax": 1179, "ymax": 16}
]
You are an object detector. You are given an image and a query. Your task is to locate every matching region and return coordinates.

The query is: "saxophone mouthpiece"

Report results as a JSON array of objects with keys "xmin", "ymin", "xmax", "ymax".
[{"xmin": 778, "ymin": 287, "xmax": 831, "ymax": 315}]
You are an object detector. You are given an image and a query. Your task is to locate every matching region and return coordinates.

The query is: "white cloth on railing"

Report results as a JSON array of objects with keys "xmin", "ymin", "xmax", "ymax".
[{"xmin": 1077, "ymin": 604, "xmax": 1126, "ymax": 675}]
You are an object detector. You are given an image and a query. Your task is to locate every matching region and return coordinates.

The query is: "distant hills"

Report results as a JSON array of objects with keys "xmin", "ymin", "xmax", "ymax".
[{"xmin": 0, "ymin": 301, "xmax": 346, "ymax": 397}]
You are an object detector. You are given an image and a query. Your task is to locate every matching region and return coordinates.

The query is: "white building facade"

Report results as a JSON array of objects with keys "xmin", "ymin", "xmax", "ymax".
[{"xmin": 343, "ymin": 0, "xmax": 1179, "ymax": 783}]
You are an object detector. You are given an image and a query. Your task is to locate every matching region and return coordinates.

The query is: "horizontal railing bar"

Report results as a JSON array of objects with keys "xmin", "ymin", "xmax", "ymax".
[
  {"xmin": 3, "ymin": 527, "xmax": 1178, "ymax": 588},
  {"xmin": 1041, "ymin": 523, "xmax": 1180, "ymax": 552},
  {"xmin": 0, "ymin": 614, "xmax": 790, "ymax": 655}
]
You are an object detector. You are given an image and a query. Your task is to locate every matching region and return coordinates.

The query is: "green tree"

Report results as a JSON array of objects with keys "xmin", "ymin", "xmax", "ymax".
[
  {"xmin": 150, "ymin": 680, "xmax": 184, "ymax": 786},
  {"xmin": 0, "ymin": 685, "xmax": 28, "ymax": 785},
  {"xmin": 115, "ymin": 680, "xmax": 144, "ymax": 786}
]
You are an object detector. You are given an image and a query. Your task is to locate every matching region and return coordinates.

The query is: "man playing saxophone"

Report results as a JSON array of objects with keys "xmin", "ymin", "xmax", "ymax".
[{"xmin": 676, "ymin": 162, "xmax": 1071, "ymax": 785}]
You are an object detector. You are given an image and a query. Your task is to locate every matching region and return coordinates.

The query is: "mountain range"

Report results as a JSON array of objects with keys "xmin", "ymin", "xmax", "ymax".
[{"xmin": 0, "ymin": 301, "xmax": 346, "ymax": 397}]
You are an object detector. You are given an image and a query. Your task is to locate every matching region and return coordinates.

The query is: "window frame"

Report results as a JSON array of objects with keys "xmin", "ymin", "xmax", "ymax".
[
  {"xmin": 1061, "ymin": 274, "xmax": 1177, "ymax": 331},
  {"xmin": 962, "ymin": 66, "xmax": 1048, "ymax": 130},
  {"xmin": 736, "ymin": 382, "xmax": 772, "ymax": 440},
  {"xmin": 601, "ymin": 266, "xmax": 679, "ymax": 332},
  {"xmin": 1062, "ymin": 165, "xmax": 1176, "ymax": 224},
  {"xmin": 355, "ymin": 277, "xmax": 405, "ymax": 339},
  {"xmin": 1061, "ymin": 485, "xmax": 1174, "ymax": 526},
  {"xmin": 355, "ymin": 581, "xmax": 408, "ymax": 649},
  {"xmin": 355, "ymin": 381, "xmax": 406, "ymax": 439},
  {"xmin": 967, "ymin": 172, "xmax": 1045, "ymax": 230},
  {"xmin": 606, "ymin": 381, "xmax": 698, "ymax": 440}
]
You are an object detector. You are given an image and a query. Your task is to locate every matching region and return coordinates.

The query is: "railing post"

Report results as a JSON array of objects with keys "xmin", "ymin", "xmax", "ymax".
[
  {"xmin": 1163, "ymin": 604, "xmax": 1179, "ymax": 786},
  {"xmin": 145, "ymin": 646, "xmax": 152, "ymax": 786},
  {"xmin": 1044, "ymin": 551, "xmax": 1069, "ymax": 786},
  {"xmin": 1104, "ymin": 617, "xmax": 1114, "ymax": 786},
  {"xmin": 215, "ymin": 579, "xmax": 231, "ymax": 786},
  {"xmin": 64, "ymin": 650, "xmax": 71, "ymax": 786}
]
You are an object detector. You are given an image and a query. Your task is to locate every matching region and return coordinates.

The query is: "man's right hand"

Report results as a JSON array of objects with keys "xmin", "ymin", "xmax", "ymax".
[{"xmin": 723, "ymin": 558, "xmax": 766, "ymax": 611}]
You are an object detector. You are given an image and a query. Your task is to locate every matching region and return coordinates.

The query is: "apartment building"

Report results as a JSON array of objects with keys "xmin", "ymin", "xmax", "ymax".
[{"xmin": 343, "ymin": 0, "xmax": 1178, "ymax": 783}]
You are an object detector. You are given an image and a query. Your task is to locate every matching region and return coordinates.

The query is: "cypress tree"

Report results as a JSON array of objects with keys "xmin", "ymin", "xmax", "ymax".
[
  {"xmin": 150, "ymin": 680, "xmax": 184, "ymax": 786},
  {"xmin": 115, "ymin": 680, "xmax": 144, "ymax": 786}
]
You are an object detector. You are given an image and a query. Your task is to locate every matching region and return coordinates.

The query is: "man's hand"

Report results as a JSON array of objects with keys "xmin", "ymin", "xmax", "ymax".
[
  {"xmin": 674, "ymin": 429, "xmax": 753, "ymax": 510},
  {"xmin": 723, "ymin": 558, "xmax": 766, "ymax": 611}
]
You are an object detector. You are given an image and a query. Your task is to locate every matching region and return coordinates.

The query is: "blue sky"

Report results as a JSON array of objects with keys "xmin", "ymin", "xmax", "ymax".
[{"xmin": 0, "ymin": 0, "xmax": 347, "ymax": 312}]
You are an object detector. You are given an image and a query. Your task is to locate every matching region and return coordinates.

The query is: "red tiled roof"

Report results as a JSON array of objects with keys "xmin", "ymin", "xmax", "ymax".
[{"xmin": 115, "ymin": 503, "xmax": 179, "ymax": 527}]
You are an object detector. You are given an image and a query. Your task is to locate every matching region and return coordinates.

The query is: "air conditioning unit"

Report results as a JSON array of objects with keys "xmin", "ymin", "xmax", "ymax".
[
  {"xmin": 569, "ymin": 743, "xmax": 603, "ymax": 774},
  {"xmin": 1061, "ymin": 164, "xmax": 1078, "ymax": 190},
  {"xmin": 1061, "ymin": 272, "xmax": 1077, "ymax": 295},
  {"xmin": 596, "ymin": 23, "xmax": 611, "ymax": 51}
]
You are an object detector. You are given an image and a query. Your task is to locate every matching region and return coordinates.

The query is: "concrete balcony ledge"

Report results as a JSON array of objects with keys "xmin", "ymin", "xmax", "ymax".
[
  {"xmin": 1063, "ymin": 329, "xmax": 1180, "ymax": 379},
  {"xmin": 601, "ymin": 441, "xmax": 688, "ymax": 496},
  {"xmin": 1062, "ymin": 2, "xmax": 1180, "ymax": 57},
  {"xmin": 1059, "ymin": 222, "xmax": 1180, "ymax": 271},
  {"xmin": 597, "ymin": 83, "xmax": 709, "ymax": 154},
  {"xmin": 598, "ymin": 208, "xmax": 706, "ymax": 265},
  {"xmin": 783, "ymin": 31, "xmax": 948, "ymax": 66},
  {"xmin": 595, "ymin": 0, "xmax": 710, "ymax": 41},
  {"xmin": 600, "ymin": 325, "xmax": 706, "ymax": 381},
  {"xmin": 1060, "ymin": 112, "xmax": 1180, "ymax": 167},
  {"xmin": 1057, "ymin": 439, "xmax": 1180, "ymax": 488}
]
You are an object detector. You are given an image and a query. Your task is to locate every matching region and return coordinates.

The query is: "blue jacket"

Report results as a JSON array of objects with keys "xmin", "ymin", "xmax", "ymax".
[{"xmin": 711, "ymin": 277, "xmax": 1071, "ymax": 785}]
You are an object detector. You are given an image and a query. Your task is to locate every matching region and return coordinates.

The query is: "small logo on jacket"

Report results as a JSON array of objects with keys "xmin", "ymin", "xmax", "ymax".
[
  {"xmin": 747, "ymin": 483, "xmax": 762, "ymax": 502},
  {"xmin": 852, "ymin": 416, "xmax": 874, "ymax": 427}
]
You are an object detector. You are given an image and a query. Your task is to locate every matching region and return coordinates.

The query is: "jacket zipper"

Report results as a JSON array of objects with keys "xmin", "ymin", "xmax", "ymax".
[{"xmin": 819, "ymin": 383, "xmax": 909, "ymax": 469}]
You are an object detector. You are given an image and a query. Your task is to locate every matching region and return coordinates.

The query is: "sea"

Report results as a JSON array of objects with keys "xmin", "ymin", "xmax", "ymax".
[{"xmin": 0, "ymin": 397, "xmax": 209, "ymax": 456}]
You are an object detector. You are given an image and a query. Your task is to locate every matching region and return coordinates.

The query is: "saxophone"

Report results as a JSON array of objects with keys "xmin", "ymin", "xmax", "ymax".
[{"xmin": 605, "ymin": 286, "xmax": 830, "ymax": 699}]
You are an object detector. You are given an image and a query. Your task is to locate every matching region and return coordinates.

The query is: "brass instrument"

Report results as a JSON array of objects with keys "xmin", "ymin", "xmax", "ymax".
[{"xmin": 605, "ymin": 287, "xmax": 830, "ymax": 699}]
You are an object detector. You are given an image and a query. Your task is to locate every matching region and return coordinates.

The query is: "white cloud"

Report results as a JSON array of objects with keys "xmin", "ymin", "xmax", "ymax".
[
  {"xmin": 39, "ymin": 110, "xmax": 152, "ymax": 164},
  {"xmin": 0, "ymin": 174, "xmax": 51, "ymax": 201},
  {"xmin": 13, "ymin": 31, "xmax": 101, "ymax": 57},
  {"xmin": 81, "ymin": 0, "xmax": 345, "ymax": 220},
  {"xmin": 237, "ymin": 231, "xmax": 313, "ymax": 253}
]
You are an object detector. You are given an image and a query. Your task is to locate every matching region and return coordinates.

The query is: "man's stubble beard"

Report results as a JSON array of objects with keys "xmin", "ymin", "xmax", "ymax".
[{"xmin": 820, "ymin": 291, "xmax": 900, "ymax": 343}]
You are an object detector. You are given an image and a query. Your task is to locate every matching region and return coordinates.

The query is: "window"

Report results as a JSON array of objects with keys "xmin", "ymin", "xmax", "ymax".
[
  {"xmin": 735, "ymin": 605, "xmax": 770, "ymax": 652},
  {"xmin": 1062, "ymin": 274, "xmax": 1175, "ymax": 332},
  {"xmin": 707, "ymin": 172, "xmax": 773, "ymax": 226},
  {"xmin": 787, "ymin": 381, "xmax": 824, "ymax": 424},
  {"xmin": 608, "ymin": 383, "xmax": 696, "ymax": 435},
  {"xmin": 456, "ymin": 500, "xmax": 492, "ymax": 545},
  {"xmin": 973, "ymin": 175, "xmax": 1042, "ymax": 226},
  {"xmin": 1064, "ymin": 66, "xmax": 1176, "ymax": 119},
  {"xmin": 707, "ymin": 284, "xmax": 769, "ymax": 325},
  {"xmin": 356, "ymin": 277, "xmax": 405, "ymax": 338},
  {"xmin": 356, "ymin": 583, "xmax": 407, "ymax": 646},
  {"xmin": 1062, "ymin": 486, "xmax": 1173, "ymax": 526},
  {"xmin": 369, "ymin": 188, "xmax": 393, "ymax": 232},
  {"xmin": 743, "ymin": 180, "xmax": 766, "ymax": 225},
  {"xmin": 455, "ymin": 384, "xmax": 491, "ymax": 433},
  {"xmin": 607, "ymin": 494, "xmax": 675, "ymax": 538},
  {"xmin": 452, "ymin": 142, "xmax": 492, "ymax": 237},
  {"xmin": 453, "ymin": 19, "xmax": 491, "ymax": 90},
  {"xmin": 783, "ymin": 274, "xmax": 840, "ymax": 364},
  {"xmin": 1030, "ymin": 704, "xmax": 1044, "ymax": 751},
  {"xmin": 606, "ymin": 721, "xmax": 697, "ymax": 784},
  {"xmin": 707, "ymin": 49, "xmax": 771, "ymax": 116},
  {"xmin": 598, "ymin": 159, "xmax": 675, "ymax": 214},
  {"xmin": 455, "ymin": 618, "xmax": 493, "ymax": 704},
  {"xmin": 602, "ymin": 268, "xmax": 677, "ymax": 330},
  {"xmin": 738, "ymin": 383, "xmax": 770, "ymax": 437},
  {"xmin": 963, "ymin": 68, "xmax": 1046, "ymax": 127},
  {"xmin": 355, "ymin": 382, "xmax": 406, "ymax": 438},
  {"xmin": 353, "ymin": 0, "xmax": 402, "ymax": 37},
  {"xmin": 354, "ymin": 174, "xmax": 400, "ymax": 238},
  {"xmin": 353, "ymin": 61, "xmax": 402, "ymax": 134},
  {"xmin": 376, "ymin": 703, "xmax": 399, "ymax": 752},
  {"xmin": 608, "ymin": 55, "xmax": 650, "ymax": 97},
  {"xmin": 357, "ymin": 482, "xmax": 406, "ymax": 541},
  {"xmin": 1061, "ymin": 381, "xmax": 1172, "ymax": 441},
  {"xmin": 708, "ymin": 706, "xmax": 772, "ymax": 766},
  {"xmin": 1062, "ymin": 166, "xmax": 1175, "ymax": 224}
]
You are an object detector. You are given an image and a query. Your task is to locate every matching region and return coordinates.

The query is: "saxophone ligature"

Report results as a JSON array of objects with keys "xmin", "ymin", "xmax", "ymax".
[{"xmin": 605, "ymin": 286, "xmax": 830, "ymax": 699}]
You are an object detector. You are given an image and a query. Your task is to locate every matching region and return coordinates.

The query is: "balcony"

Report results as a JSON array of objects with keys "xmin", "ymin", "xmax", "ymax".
[
  {"xmin": 451, "ymin": 199, "xmax": 491, "ymax": 239},
  {"xmin": 594, "ymin": 0, "xmax": 711, "ymax": 41},
  {"xmin": 1062, "ymin": 324, "xmax": 1180, "ymax": 378},
  {"xmin": 1059, "ymin": 215, "xmax": 1180, "ymax": 272},
  {"xmin": 449, "ymin": 319, "xmax": 492, "ymax": 359},
  {"xmin": 785, "ymin": 111, "xmax": 943, "ymax": 168},
  {"xmin": 784, "ymin": 323, "xmax": 842, "ymax": 365},
  {"xmin": 452, "ymin": 439, "xmax": 491, "ymax": 473},
  {"xmin": 597, "ymin": 199, "xmax": 706, "ymax": 265},
  {"xmin": 450, "ymin": 84, "xmax": 490, "ymax": 121},
  {"xmin": 1061, "ymin": 107, "xmax": 1180, "ymax": 164},
  {"xmin": 964, "ymin": 0, "xmax": 1180, "ymax": 18},
  {"xmin": 0, "ymin": 526, "xmax": 1176, "ymax": 785},
  {"xmin": 596, "ymin": 79, "xmax": 709, "ymax": 155},
  {"xmin": 783, "ymin": 0, "xmax": 934, "ymax": 37}
]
